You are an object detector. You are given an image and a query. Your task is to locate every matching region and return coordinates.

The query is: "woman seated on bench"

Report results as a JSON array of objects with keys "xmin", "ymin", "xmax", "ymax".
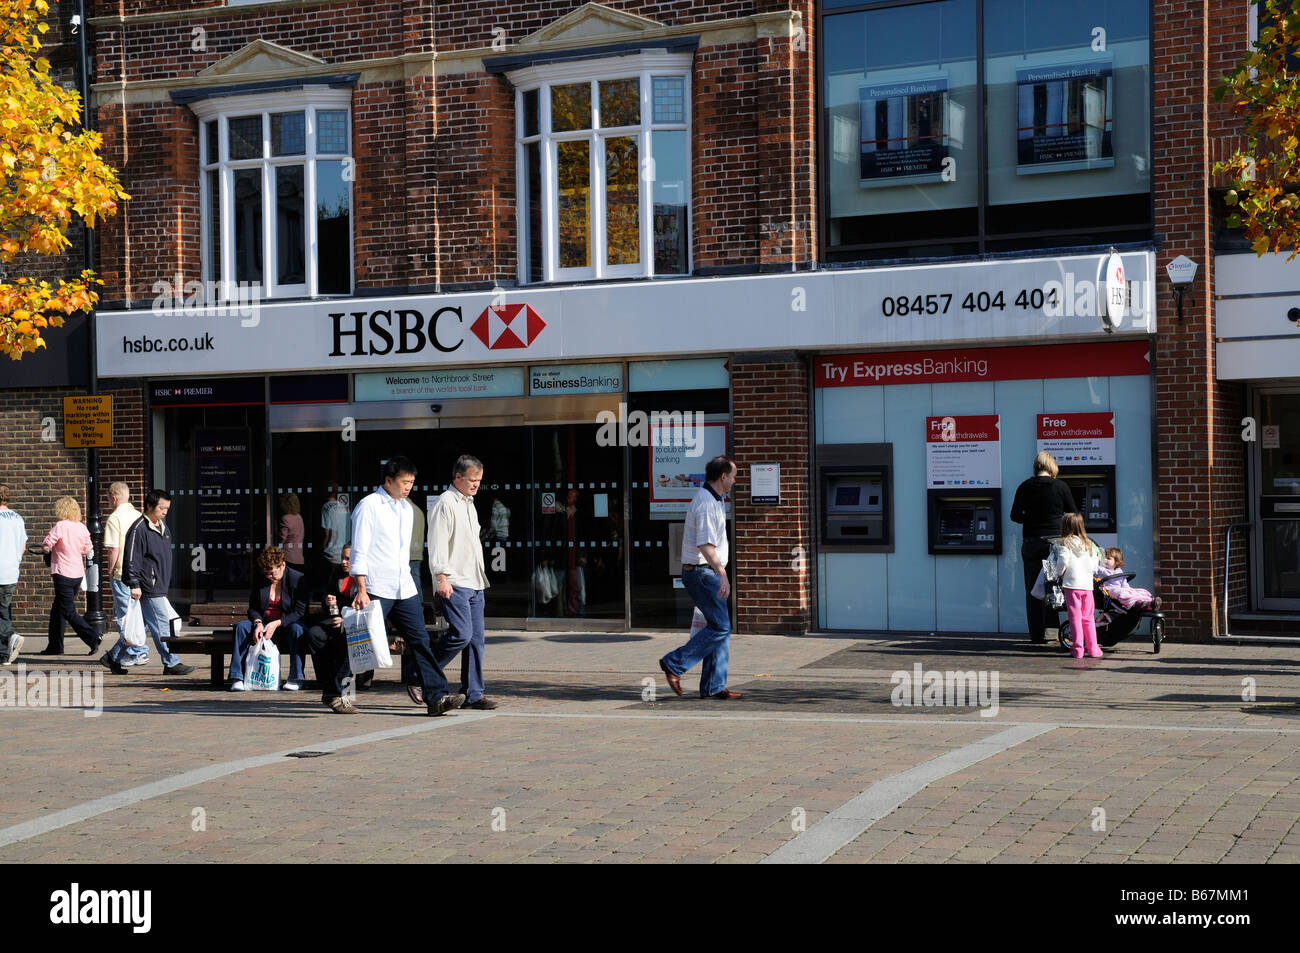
[{"xmin": 229, "ymin": 546, "xmax": 308, "ymax": 691}]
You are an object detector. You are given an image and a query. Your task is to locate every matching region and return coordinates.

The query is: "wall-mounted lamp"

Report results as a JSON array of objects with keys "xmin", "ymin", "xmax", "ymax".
[{"xmin": 1166, "ymin": 255, "xmax": 1198, "ymax": 324}]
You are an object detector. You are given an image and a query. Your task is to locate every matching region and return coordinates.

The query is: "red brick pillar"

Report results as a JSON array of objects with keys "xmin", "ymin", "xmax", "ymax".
[
  {"xmin": 731, "ymin": 358, "xmax": 812, "ymax": 635},
  {"xmin": 1151, "ymin": 0, "xmax": 1247, "ymax": 639}
]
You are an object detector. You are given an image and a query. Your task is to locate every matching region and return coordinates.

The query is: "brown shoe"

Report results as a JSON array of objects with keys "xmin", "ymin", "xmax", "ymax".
[
  {"xmin": 465, "ymin": 696, "xmax": 498, "ymax": 710},
  {"xmin": 329, "ymin": 697, "xmax": 359, "ymax": 715},
  {"xmin": 711, "ymin": 690, "xmax": 743, "ymax": 700},
  {"xmin": 427, "ymin": 692, "xmax": 466, "ymax": 716},
  {"xmin": 658, "ymin": 659, "xmax": 683, "ymax": 696},
  {"xmin": 406, "ymin": 684, "xmax": 424, "ymax": 706}
]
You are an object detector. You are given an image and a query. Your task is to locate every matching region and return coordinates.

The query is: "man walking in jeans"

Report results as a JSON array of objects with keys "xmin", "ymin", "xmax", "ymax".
[
  {"xmin": 350, "ymin": 456, "xmax": 464, "ymax": 716},
  {"xmin": 658, "ymin": 455, "xmax": 742, "ymax": 701},
  {"xmin": 101, "ymin": 482, "xmax": 149, "ymax": 667},
  {"xmin": 103, "ymin": 489, "xmax": 195, "ymax": 676}
]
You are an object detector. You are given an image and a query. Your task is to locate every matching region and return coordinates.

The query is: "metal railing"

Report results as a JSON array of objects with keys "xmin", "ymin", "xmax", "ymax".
[{"xmin": 1218, "ymin": 521, "xmax": 1300, "ymax": 642}]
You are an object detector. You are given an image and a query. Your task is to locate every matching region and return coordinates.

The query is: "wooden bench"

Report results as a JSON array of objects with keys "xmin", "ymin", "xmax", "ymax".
[{"xmin": 165, "ymin": 630, "xmax": 235, "ymax": 687}]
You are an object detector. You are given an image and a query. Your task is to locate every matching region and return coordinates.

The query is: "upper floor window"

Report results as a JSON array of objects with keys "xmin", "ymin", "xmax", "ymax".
[
  {"xmin": 821, "ymin": 0, "xmax": 1151, "ymax": 260},
  {"xmin": 509, "ymin": 53, "xmax": 692, "ymax": 283},
  {"xmin": 193, "ymin": 89, "xmax": 353, "ymax": 299}
]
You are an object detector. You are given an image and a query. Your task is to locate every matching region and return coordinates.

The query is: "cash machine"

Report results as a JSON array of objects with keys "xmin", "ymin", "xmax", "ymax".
[
  {"xmin": 1057, "ymin": 466, "xmax": 1116, "ymax": 535},
  {"xmin": 817, "ymin": 443, "xmax": 893, "ymax": 551},
  {"xmin": 927, "ymin": 490, "xmax": 1002, "ymax": 555}
]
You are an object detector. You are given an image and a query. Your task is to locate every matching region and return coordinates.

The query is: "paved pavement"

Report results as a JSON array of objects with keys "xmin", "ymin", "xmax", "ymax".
[{"xmin": 1, "ymin": 626, "xmax": 1298, "ymax": 864}]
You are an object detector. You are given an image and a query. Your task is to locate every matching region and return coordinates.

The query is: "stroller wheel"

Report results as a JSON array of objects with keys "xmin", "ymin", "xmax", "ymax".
[
  {"xmin": 1152, "ymin": 617, "xmax": 1163, "ymax": 654},
  {"xmin": 1058, "ymin": 618, "xmax": 1073, "ymax": 651}
]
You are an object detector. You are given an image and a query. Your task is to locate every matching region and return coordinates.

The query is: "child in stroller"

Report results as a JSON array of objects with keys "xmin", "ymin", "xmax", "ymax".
[{"xmin": 1058, "ymin": 546, "xmax": 1166, "ymax": 654}]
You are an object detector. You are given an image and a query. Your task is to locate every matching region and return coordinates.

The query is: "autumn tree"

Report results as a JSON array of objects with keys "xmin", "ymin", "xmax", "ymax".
[
  {"xmin": 0, "ymin": 0, "xmax": 127, "ymax": 360},
  {"xmin": 1215, "ymin": 0, "xmax": 1300, "ymax": 259}
]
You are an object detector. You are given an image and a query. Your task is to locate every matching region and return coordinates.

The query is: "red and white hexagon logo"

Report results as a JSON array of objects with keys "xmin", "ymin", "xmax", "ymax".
[{"xmin": 470, "ymin": 304, "xmax": 546, "ymax": 350}]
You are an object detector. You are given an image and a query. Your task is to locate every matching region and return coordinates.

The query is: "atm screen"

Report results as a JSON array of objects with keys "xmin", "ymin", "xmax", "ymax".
[
  {"xmin": 835, "ymin": 486, "xmax": 860, "ymax": 507},
  {"xmin": 939, "ymin": 508, "xmax": 974, "ymax": 538}
]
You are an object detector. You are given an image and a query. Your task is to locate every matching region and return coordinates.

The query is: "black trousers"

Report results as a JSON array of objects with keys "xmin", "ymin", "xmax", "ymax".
[
  {"xmin": 304, "ymin": 620, "xmax": 351, "ymax": 700},
  {"xmin": 47, "ymin": 573, "xmax": 97, "ymax": 652},
  {"xmin": 1020, "ymin": 537, "xmax": 1059, "ymax": 642}
]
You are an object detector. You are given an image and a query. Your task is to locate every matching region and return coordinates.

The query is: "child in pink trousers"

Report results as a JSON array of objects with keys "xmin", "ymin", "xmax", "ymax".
[{"xmin": 1051, "ymin": 513, "xmax": 1102, "ymax": 659}]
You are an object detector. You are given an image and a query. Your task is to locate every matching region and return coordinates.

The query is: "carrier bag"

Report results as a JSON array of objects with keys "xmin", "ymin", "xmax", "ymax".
[
  {"xmin": 342, "ymin": 603, "xmax": 393, "ymax": 672},
  {"xmin": 122, "ymin": 598, "xmax": 148, "ymax": 647},
  {"xmin": 1040, "ymin": 559, "xmax": 1066, "ymax": 611},
  {"xmin": 689, "ymin": 607, "xmax": 707, "ymax": 639},
  {"xmin": 246, "ymin": 638, "xmax": 281, "ymax": 691}
]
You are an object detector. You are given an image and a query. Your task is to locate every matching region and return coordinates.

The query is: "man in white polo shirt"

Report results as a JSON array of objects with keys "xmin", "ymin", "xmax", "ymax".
[
  {"xmin": 658, "ymin": 455, "xmax": 742, "ymax": 700},
  {"xmin": 350, "ymin": 456, "xmax": 463, "ymax": 716}
]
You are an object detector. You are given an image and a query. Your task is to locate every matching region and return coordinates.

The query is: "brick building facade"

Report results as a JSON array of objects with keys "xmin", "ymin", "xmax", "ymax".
[{"xmin": 2, "ymin": 1, "xmax": 1291, "ymax": 642}]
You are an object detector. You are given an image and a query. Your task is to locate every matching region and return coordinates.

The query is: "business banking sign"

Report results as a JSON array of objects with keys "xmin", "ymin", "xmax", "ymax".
[{"xmin": 97, "ymin": 251, "xmax": 1156, "ymax": 378}]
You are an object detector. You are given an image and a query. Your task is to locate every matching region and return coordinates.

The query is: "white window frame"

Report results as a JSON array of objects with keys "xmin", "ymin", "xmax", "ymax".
[
  {"xmin": 509, "ymin": 52, "xmax": 693, "ymax": 284},
  {"xmin": 193, "ymin": 88, "xmax": 354, "ymax": 301}
]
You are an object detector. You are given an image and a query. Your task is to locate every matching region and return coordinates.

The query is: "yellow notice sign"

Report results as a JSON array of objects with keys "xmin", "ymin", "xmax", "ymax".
[{"xmin": 63, "ymin": 395, "xmax": 113, "ymax": 448}]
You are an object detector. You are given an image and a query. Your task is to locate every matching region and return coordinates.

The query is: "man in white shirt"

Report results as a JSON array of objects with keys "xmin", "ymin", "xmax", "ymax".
[
  {"xmin": 658, "ymin": 456, "xmax": 742, "ymax": 700},
  {"xmin": 320, "ymin": 486, "xmax": 350, "ymax": 578},
  {"xmin": 0, "ymin": 485, "xmax": 27, "ymax": 664},
  {"xmin": 100, "ymin": 482, "xmax": 149, "ymax": 667},
  {"xmin": 350, "ymin": 456, "xmax": 463, "ymax": 715},
  {"xmin": 429, "ymin": 455, "xmax": 496, "ymax": 710}
]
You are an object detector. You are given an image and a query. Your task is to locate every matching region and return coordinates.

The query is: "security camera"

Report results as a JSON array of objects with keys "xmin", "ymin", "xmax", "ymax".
[
  {"xmin": 430, "ymin": 403, "xmax": 442, "ymax": 413},
  {"xmin": 1289, "ymin": 307, "xmax": 1300, "ymax": 325}
]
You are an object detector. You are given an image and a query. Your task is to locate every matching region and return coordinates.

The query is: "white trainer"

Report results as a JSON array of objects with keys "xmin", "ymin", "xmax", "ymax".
[
  {"xmin": 4, "ymin": 635, "xmax": 23, "ymax": 665},
  {"xmin": 229, "ymin": 680, "xmax": 246, "ymax": 692},
  {"xmin": 282, "ymin": 681, "xmax": 301, "ymax": 691}
]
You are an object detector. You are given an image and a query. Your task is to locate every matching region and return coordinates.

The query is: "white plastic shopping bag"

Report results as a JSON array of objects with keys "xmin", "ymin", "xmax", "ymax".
[
  {"xmin": 122, "ymin": 598, "xmax": 147, "ymax": 647},
  {"xmin": 342, "ymin": 603, "xmax": 393, "ymax": 672},
  {"xmin": 246, "ymin": 638, "xmax": 281, "ymax": 691},
  {"xmin": 689, "ymin": 607, "xmax": 707, "ymax": 639}
]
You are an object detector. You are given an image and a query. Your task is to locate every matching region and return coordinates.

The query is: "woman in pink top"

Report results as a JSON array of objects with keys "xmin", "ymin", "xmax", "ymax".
[
  {"xmin": 278, "ymin": 492, "xmax": 306, "ymax": 574},
  {"xmin": 40, "ymin": 496, "xmax": 99, "ymax": 655}
]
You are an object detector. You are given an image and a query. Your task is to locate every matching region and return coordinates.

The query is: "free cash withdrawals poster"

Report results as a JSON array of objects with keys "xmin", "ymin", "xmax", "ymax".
[
  {"xmin": 1015, "ymin": 59, "xmax": 1114, "ymax": 174},
  {"xmin": 925, "ymin": 416, "xmax": 1002, "ymax": 488},
  {"xmin": 1035, "ymin": 412, "xmax": 1115, "ymax": 465},
  {"xmin": 859, "ymin": 73, "xmax": 950, "ymax": 187}
]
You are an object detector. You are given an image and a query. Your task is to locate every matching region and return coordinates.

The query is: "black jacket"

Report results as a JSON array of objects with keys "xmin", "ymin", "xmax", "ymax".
[
  {"xmin": 1010, "ymin": 476, "xmax": 1079, "ymax": 538},
  {"xmin": 247, "ymin": 567, "xmax": 309, "ymax": 629},
  {"xmin": 122, "ymin": 516, "xmax": 173, "ymax": 597}
]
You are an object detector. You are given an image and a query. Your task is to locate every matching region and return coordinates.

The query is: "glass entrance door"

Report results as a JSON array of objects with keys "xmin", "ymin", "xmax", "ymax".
[{"xmin": 1255, "ymin": 391, "xmax": 1300, "ymax": 609}]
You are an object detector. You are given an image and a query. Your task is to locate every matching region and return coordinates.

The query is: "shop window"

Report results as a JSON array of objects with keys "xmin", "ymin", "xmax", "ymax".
[
  {"xmin": 194, "ymin": 90, "xmax": 353, "ymax": 300},
  {"xmin": 821, "ymin": 0, "xmax": 1152, "ymax": 260},
  {"xmin": 1250, "ymin": 1, "xmax": 1300, "ymax": 73},
  {"xmin": 509, "ymin": 53, "xmax": 692, "ymax": 283}
]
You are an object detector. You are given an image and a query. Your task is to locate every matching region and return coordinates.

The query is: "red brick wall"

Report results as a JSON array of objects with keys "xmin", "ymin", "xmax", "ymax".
[
  {"xmin": 731, "ymin": 359, "xmax": 812, "ymax": 635},
  {"xmin": 1151, "ymin": 0, "xmax": 1250, "ymax": 640},
  {"xmin": 0, "ymin": 385, "xmax": 145, "ymax": 631}
]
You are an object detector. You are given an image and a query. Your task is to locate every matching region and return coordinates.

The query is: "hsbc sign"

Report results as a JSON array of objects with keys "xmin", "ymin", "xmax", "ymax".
[{"xmin": 329, "ymin": 304, "xmax": 546, "ymax": 357}]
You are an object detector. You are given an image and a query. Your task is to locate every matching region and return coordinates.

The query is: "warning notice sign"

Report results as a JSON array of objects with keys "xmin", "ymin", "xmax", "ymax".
[{"xmin": 63, "ymin": 395, "xmax": 112, "ymax": 448}]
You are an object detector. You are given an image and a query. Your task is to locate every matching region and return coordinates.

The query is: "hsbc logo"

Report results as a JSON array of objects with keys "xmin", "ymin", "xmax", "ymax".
[
  {"xmin": 470, "ymin": 304, "xmax": 546, "ymax": 350},
  {"xmin": 328, "ymin": 303, "xmax": 545, "ymax": 358}
]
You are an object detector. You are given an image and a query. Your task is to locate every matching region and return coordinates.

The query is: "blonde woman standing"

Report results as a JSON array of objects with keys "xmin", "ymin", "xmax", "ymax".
[{"xmin": 41, "ymin": 496, "xmax": 99, "ymax": 655}]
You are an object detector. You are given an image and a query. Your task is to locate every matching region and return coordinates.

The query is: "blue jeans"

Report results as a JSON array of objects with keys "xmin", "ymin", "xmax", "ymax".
[
  {"xmin": 110, "ymin": 578, "xmax": 149, "ymax": 661},
  {"xmin": 109, "ymin": 596, "xmax": 180, "ymax": 668},
  {"xmin": 230, "ymin": 620, "xmax": 305, "ymax": 681},
  {"xmin": 0, "ymin": 582, "xmax": 14, "ymax": 653},
  {"xmin": 434, "ymin": 586, "xmax": 486, "ymax": 703},
  {"xmin": 376, "ymin": 594, "xmax": 451, "ymax": 704},
  {"xmin": 662, "ymin": 567, "xmax": 731, "ymax": 697}
]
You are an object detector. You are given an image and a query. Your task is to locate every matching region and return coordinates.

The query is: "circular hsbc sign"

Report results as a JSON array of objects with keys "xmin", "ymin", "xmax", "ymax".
[{"xmin": 1102, "ymin": 252, "xmax": 1126, "ymax": 331}]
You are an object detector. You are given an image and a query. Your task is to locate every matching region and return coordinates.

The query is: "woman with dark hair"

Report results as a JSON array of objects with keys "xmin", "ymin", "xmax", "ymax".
[
  {"xmin": 40, "ymin": 496, "xmax": 98, "ymax": 655},
  {"xmin": 1009, "ymin": 451, "xmax": 1079, "ymax": 643},
  {"xmin": 228, "ymin": 546, "xmax": 308, "ymax": 691},
  {"xmin": 304, "ymin": 543, "xmax": 362, "ymax": 713}
]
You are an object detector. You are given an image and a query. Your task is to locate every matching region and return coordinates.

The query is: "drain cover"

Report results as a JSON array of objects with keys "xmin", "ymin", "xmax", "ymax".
[{"xmin": 286, "ymin": 750, "xmax": 332, "ymax": 758}]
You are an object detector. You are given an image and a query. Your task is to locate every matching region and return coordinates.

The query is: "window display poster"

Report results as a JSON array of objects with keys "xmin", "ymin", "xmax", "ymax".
[
  {"xmin": 925, "ymin": 415, "xmax": 1001, "ymax": 488},
  {"xmin": 649, "ymin": 422, "xmax": 730, "ymax": 514},
  {"xmin": 859, "ymin": 73, "xmax": 949, "ymax": 187},
  {"xmin": 1015, "ymin": 59, "xmax": 1113, "ymax": 174},
  {"xmin": 1036, "ymin": 412, "xmax": 1115, "ymax": 465},
  {"xmin": 195, "ymin": 429, "xmax": 251, "ymax": 545}
]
